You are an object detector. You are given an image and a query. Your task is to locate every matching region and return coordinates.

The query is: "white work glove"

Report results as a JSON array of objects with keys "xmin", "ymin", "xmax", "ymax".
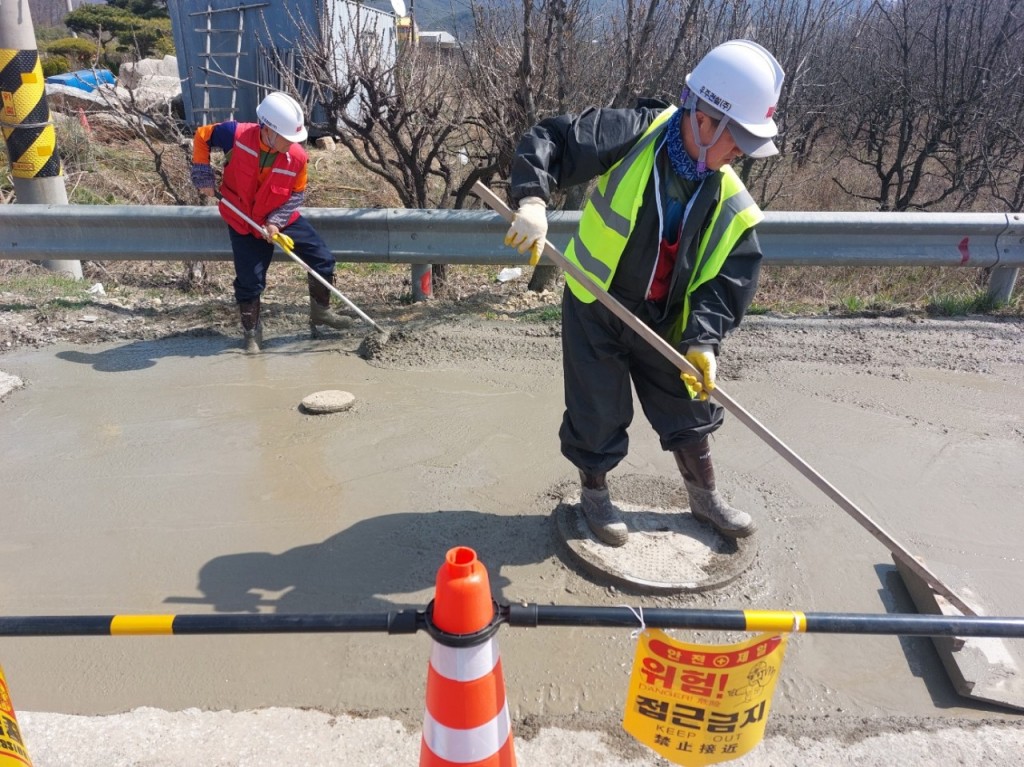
[
  {"xmin": 503, "ymin": 196, "xmax": 548, "ymax": 266},
  {"xmin": 681, "ymin": 344, "xmax": 717, "ymax": 401}
]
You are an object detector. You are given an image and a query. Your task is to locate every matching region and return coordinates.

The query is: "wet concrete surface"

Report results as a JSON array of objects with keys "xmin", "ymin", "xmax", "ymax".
[{"xmin": 1, "ymin": 317, "xmax": 1023, "ymax": 749}]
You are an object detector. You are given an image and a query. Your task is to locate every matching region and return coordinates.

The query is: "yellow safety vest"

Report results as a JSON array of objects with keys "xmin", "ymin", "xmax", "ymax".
[{"xmin": 565, "ymin": 106, "xmax": 764, "ymax": 342}]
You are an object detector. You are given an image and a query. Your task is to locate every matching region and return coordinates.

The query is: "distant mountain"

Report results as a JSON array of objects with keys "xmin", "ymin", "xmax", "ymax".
[{"xmin": 361, "ymin": 0, "xmax": 475, "ymax": 37}]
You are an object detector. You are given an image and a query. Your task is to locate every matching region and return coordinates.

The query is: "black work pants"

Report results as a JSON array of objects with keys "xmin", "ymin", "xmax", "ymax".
[{"xmin": 559, "ymin": 290, "xmax": 723, "ymax": 475}]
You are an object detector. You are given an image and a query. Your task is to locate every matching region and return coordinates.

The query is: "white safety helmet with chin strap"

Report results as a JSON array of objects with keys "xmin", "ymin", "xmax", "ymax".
[
  {"xmin": 681, "ymin": 39, "xmax": 785, "ymax": 171},
  {"xmin": 256, "ymin": 91, "xmax": 308, "ymax": 143}
]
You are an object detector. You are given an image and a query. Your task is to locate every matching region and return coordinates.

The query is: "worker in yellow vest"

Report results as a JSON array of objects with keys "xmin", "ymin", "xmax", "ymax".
[{"xmin": 504, "ymin": 40, "xmax": 784, "ymax": 546}]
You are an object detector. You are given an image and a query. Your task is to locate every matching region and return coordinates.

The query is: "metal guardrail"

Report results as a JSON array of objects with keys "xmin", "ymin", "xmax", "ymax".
[{"xmin": 1, "ymin": 205, "xmax": 1021, "ymax": 300}]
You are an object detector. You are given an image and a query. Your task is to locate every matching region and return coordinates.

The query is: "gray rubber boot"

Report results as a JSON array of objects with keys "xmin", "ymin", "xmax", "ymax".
[
  {"xmin": 239, "ymin": 299, "xmax": 262, "ymax": 355},
  {"xmin": 579, "ymin": 472, "xmax": 628, "ymax": 547},
  {"xmin": 242, "ymin": 327, "xmax": 262, "ymax": 354},
  {"xmin": 674, "ymin": 438, "xmax": 755, "ymax": 538},
  {"xmin": 683, "ymin": 482, "xmax": 756, "ymax": 538},
  {"xmin": 308, "ymin": 274, "xmax": 353, "ymax": 334}
]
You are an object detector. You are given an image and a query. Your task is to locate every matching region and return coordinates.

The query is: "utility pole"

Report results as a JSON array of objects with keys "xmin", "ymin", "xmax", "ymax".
[
  {"xmin": 0, "ymin": 0, "xmax": 83, "ymax": 279},
  {"xmin": 67, "ymin": 0, "xmax": 79, "ymax": 38}
]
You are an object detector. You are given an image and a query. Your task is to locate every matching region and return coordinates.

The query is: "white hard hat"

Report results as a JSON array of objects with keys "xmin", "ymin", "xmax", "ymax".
[
  {"xmin": 682, "ymin": 39, "xmax": 785, "ymax": 164},
  {"xmin": 256, "ymin": 91, "xmax": 308, "ymax": 143}
]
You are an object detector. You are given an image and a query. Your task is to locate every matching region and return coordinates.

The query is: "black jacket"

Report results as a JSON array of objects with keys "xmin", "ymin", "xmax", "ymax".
[{"xmin": 509, "ymin": 99, "xmax": 763, "ymax": 351}]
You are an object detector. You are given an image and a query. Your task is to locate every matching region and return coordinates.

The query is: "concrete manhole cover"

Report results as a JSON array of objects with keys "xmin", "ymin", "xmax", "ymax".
[
  {"xmin": 552, "ymin": 474, "xmax": 757, "ymax": 594},
  {"xmin": 300, "ymin": 390, "xmax": 356, "ymax": 414}
]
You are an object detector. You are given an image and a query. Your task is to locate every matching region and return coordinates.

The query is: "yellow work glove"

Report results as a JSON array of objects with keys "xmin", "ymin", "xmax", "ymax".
[
  {"xmin": 270, "ymin": 231, "xmax": 295, "ymax": 251},
  {"xmin": 681, "ymin": 344, "xmax": 717, "ymax": 401},
  {"xmin": 503, "ymin": 196, "xmax": 548, "ymax": 266}
]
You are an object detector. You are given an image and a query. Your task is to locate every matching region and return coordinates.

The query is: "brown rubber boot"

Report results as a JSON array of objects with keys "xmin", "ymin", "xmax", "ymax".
[
  {"xmin": 238, "ymin": 298, "xmax": 262, "ymax": 354},
  {"xmin": 673, "ymin": 437, "xmax": 755, "ymax": 538},
  {"xmin": 578, "ymin": 471, "xmax": 628, "ymax": 547},
  {"xmin": 308, "ymin": 274, "xmax": 354, "ymax": 335}
]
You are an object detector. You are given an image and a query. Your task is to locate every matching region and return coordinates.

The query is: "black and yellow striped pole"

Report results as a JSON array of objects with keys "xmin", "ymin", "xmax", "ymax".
[
  {"xmin": 0, "ymin": 0, "xmax": 82, "ymax": 279},
  {"xmin": 1, "ymin": 606, "xmax": 1023, "ymax": 638}
]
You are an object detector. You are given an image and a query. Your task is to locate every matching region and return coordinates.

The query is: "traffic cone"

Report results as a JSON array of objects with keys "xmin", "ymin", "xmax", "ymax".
[
  {"xmin": 420, "ymin": 547, "xmax": 516, "ymax": 767},
  {"xmin": 0, "ymin": 663, "xmax": 34, "ymax": 766}
]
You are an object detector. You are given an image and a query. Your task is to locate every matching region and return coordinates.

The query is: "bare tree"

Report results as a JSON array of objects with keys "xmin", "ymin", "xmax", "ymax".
[
  {"xmin": 461, "ymin": 1, "xmax": 710, "ymax": 291},
  {"xmin": 459, "ymin": 1, "xmax": 591, "ymax": 290},
  {"xmin": 87, "ymin": 74, "xmax": 209, "ymax": 286},
  {"xmin": 605, "ymin": 0, "xmax": 705, "ymax": 108},
  {"xmin": 831, "ymin": 0, "xmax": 1024, "ymax": 211},
  {"xmin": 282, "ymin": 4, "xmax": 485, "ymax": 288},
  {"xmin": 731, "ymin": 0, "xmax": 867, "ymax": 208}
]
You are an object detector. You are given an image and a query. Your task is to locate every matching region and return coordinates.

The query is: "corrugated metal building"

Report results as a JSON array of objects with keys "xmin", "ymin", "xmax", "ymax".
[{"xmin": 168, "ymin": 0, "xmax": 396, "ymax": 132}]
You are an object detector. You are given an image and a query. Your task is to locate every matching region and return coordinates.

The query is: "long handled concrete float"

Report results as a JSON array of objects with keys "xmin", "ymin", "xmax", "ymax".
[
  {"xmin": 215, "ymin": 194, "xmax": 391, "ymax": 354},
  {"xmin": 473, "ymin": 180, "xmax": 1024, "ymax": 710}
]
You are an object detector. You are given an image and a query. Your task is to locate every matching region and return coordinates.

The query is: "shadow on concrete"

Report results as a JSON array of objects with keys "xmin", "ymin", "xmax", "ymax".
[
  {"xmin": 876, "ymin": 564, "xmax": 1009, "ymax": 714},
  {"xmin": 55, "ymin": 333, "xmax": 238, "ymax": 372},
  {"xmin": 53, "ymin": 332, "xmax": 364, "ymax": 372},
  {"xmin": 165, "ymin": 509, "xmax": 559, "ymax": 615}
]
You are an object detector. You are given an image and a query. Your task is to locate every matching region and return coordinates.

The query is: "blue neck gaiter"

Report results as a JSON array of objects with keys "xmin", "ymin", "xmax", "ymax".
[{"xmin": 664, "ymin": 109, "xmax": 715, "ymax": 182}]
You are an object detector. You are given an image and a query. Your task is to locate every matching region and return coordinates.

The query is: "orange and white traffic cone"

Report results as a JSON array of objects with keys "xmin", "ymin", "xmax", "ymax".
[
  {"xmin": 0, "ymin": 664, "xmax": 34, "ymax": 766},
  {"xmin": 420, "ymin": 547, "xmax": 516, "ymax": 767}
]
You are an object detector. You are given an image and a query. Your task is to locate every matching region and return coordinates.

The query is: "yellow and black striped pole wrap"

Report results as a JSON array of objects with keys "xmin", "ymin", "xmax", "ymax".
[{"xmin": 0, "ymin": 48, "xmax": 61, "ymax": 179}]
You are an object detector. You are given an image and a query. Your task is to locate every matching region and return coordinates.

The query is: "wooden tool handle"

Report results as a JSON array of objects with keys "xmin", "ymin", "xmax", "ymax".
[{"xmin": 474, "ymin": 180, "xmax": 976, "ymax": 616}]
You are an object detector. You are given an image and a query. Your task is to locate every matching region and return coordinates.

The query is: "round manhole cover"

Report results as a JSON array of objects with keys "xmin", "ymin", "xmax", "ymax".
[
  {"xmin": 300, "ymin": 390, "xmax": 356, "ymax": 414},
  {"xmin": 552, "ymin": 474, "xmax": 757, "ymax": 594}
]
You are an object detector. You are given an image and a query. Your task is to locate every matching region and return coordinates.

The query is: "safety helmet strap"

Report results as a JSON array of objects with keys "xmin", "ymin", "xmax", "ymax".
[{"xmin": 683, "ymin": 87, "xmax": 731, "ymax": 173}]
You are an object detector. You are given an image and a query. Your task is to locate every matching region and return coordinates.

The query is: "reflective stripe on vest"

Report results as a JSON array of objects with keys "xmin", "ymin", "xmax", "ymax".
[
  {"xmin": 565, "ymin": 107, "xmax": 677, "ymax": 300},
  {"xmin": 670, "ymin": 166, "xmax": 763, "ymax": 344},
  {"xmin": 565, "ymin": 108, "xmax": 763, "ymax": 321},
  {"xmin": 219, "ymin": 123, "xmax": 304, "ymax": 235}
]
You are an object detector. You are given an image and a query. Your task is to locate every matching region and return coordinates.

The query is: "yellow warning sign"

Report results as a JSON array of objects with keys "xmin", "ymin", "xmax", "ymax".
[
  {"xmin": 623, "ymin": 629, "xmax": 788, "ymax": 765},
  {"xmin": 0, "ymin": 665, "xmax": 33, "ymax": 766}
]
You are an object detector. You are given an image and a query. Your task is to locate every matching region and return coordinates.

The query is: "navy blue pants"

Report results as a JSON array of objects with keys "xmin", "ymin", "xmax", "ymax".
[
  {"xmin": 228, "ymin": 215, "xmax": 335, "ymax": 303},
  {"xmin": 559, "ymin": 290, "xmax": 724, "ymax": 476}
]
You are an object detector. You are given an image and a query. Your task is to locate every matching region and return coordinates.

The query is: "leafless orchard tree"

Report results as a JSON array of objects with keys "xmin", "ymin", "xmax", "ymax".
[
  {"xmin": 461, "ymin": 0, "xmax": 712, "ymax": 291},
  {"xmin": 829, "ymin": 0, "xmax": 1024, "ymax": 211},
  {"xmin": 87, "ymin": 78, "xmax": 209, "ymax": 286},
  {"xmin": 725, "ymin": 0, "xmax": 867, "ymax": 208},
  {"xmin": 266, "ymin": 0, "xmax": 1024, "ymax": 299},
  {"xmin": 279, "ymin": 4, "xmax": 492, "ymax": 288},
  {"xmin": 977, "ymin": 5, "xmax": 1024, "ymax": 211},
  {"xmin": 460, "ymin": 1, "xmax": 598, "ymax": 290},
  {"xmin": 985, "ymin": 121, "xmax": 1024, "ymax": 213},
  {"xmin": 601, "ymin": 0, "xmax": 705, "ymax": 108}
]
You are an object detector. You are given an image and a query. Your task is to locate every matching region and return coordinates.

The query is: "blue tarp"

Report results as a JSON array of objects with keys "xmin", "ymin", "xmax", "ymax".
[{"xmin": 45, "ymin": 69, "xmax": 116, "ymax": 93}]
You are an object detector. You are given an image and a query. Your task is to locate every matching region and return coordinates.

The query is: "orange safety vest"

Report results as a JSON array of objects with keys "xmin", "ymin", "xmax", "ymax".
[{"xmin": 219, "ymin": 123, "xmax": 305, "ymax": 235}]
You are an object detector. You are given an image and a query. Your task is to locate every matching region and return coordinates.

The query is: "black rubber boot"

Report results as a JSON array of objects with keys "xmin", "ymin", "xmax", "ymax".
[
  {"xmin": 308, "ymin": 274, "xmax": 353, "ymax": 335},
  {"xmin": 238, "ymin": 298, "xmax": 262, "ymax": 354},
  {"xmin": 578, "ymin": 471, "xmax": 628, "ymax": 547},
  {"xmin": 673, "ymin": 437, "xmax": 755, "ymax": 538}
]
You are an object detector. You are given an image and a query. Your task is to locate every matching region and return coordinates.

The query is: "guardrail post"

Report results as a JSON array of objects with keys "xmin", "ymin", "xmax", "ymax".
[
  {"xmin": 411, "ymin": 263, "xmax": 433, "ymax": 301},
  {"xmin": 988, "ymin": 267, "xmax": 1019, "ymax": 305},
  {"xmin": 991, "ymin": 212, "xmax": 1024, "ymax": 304}
]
